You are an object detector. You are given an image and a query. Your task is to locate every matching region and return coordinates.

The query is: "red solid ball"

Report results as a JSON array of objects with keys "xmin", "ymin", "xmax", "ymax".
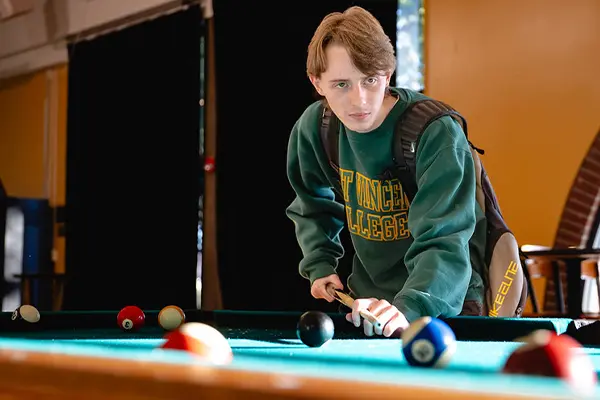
[
  {"xmin": 160, "ymin": 322, "xmax": 232, "ymax": 365},
  {"xmin": 502, "ymin": 330, "xmax": 597, "ymax": 395},
  {"xmin": 117, "ymin": 305, "xmax": 145, "ymax": 331}
]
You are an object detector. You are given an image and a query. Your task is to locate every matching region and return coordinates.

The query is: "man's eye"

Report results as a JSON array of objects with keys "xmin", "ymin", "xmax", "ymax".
[{"xmin": 336, "ymin": 82, "xmax": 346, "ymax": 88}]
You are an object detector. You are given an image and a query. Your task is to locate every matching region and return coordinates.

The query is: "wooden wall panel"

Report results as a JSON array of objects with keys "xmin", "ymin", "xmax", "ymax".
[
  {"xmin": 425, "ymin": 0, "xmax": 600, "ymax": 246},
  {"xmin": 0, "ymin": 64, "xmax": 68, "ymax": 274}
]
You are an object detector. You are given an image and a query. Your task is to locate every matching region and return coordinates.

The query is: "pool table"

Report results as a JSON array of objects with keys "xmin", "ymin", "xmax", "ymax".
[{"xmin": 0, "ymin": 309, "xmax": 598, "ymax": 399}]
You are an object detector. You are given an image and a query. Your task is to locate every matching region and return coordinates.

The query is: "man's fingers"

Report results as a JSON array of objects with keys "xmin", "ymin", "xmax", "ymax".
[
  {"xmin": 310, "ymin": 287, "xmax": 320, "ymax": 300},
  {"xmin": 330, "ymin": 278, "xmax": 344, "ymax": 290},
  {"xmin": 352, "ymin": 298, "xmax": 376, "ymax": 328},
  {"xmin": 311, "ymin": 283, "xmax": 335, "ymax": 302},
  {"xmin": 351, "ymin": 300, "xmax": 364, "ymax": 327},
  {"xmin": 320, "ymin": 287, "xmax": 335, "ymax": 302},
  {"xmin": 310, "ymin": 275, "xmax": 343, "ymax": 302},
  {"xmin": 372, "ymin": 306, "xmax": 393, "ymax": 335},
  {"xmin": 368, "ymin": 300, "xmax": 390, "ymax": 316},
  {"xmin": 352, "ymin": 310, "xmax": 361, "ymax": 327},
  {"xmin": 383, "ymin": 313, "xmax": 409, "ymax": 337},
  {"xmin": 363, "ymin": 319, "xmax": 374, "ymax": 337},
  {"xmin": 324, "ymin": 284, "xmax": 338, "ymax": 301},
  {"xmin": 383, "ymin": 318, "xmax": 402, "ymax": 337},
  {"xmin": 375, "ymin": 306, "xmax": 396, "ymax": 327}
]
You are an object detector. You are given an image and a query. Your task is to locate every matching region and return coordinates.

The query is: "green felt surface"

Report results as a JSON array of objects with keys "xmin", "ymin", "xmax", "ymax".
[
  {"xmin": 0, "ymin": 311, "xmax": 598, "ymax": 398},
  {"xmin": 0, "ymin": 310, "xmax": 576, "ymax": 336},
  {"xmin": 41, "ymin": 334, "xmax": 600, "ymax": 373},
  {"xmin": 0, "ymin": 329, "xmax": 599, "ymax": 399}
]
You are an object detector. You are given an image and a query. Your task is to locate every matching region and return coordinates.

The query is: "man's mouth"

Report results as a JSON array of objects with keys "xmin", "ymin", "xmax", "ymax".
[{"xmin": 349, "ymin": 112, "xmax": 370, "ymax": 121}]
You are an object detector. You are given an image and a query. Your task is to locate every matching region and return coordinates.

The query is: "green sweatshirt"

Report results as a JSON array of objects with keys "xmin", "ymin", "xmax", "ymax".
[{"xmin": 286, "ymin": 88, "xmax": 486, "ymax": 322}]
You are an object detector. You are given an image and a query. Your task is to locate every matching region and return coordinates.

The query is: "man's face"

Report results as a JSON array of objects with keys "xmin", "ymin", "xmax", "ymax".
[{"xmin": 311, "ymin": 44, "xmax": 391, "ymax": 133}]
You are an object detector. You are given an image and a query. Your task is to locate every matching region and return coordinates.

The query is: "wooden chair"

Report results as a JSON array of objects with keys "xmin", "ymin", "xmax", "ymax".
[{"xmin": 522, "ymin": 127, "xmax": 600, "ymax": 318}]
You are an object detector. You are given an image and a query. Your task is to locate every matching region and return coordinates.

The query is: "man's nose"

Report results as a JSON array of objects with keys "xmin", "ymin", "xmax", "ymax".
[{"xmin": 349, "ymin": 85, "xmax": 367, "ymax": 106}]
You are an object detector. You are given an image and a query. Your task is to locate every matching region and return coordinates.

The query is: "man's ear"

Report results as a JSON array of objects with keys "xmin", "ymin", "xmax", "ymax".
[
  {"xmin": 385, "ymin": 72, "xmax": 392, "ymax": 87},
  {"xmin": 309, "ymin": 75, "xmax": 324, "ymax": 96}
]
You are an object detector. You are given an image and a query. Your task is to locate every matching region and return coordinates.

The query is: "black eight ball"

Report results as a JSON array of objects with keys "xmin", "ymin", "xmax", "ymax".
[{"xmin": 296, "ymin": 311, "xmax": 334, "ymax": 347}]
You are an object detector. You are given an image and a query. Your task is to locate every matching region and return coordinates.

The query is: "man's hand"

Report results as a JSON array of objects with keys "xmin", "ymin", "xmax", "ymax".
[
  {"xmin": 346, "ymin": 298, "xmax": 409, "ymax": 337},
  {"xmin": 311, "ymin": 274, "xmax": 343, "ymax": 302}
]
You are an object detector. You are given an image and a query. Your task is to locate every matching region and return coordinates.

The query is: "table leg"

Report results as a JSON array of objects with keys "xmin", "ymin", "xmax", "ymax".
[
  {"xmin": 20, "ymin": 279, "xmax": 30, "ymax": 306},
  {"xmin": 565, "ymin": 259, "xmax": 583, "ymax": 318},
  {"xmin": 522, "ymin": 260, "xmax": 539, "ymax": 313},
  {"xmin": 52, "ymin": 279, "xmax": 64, "ymax": 311},
  {"xmin": 552, "ymin": 261, "xmax": 565, "ymax": 314}
]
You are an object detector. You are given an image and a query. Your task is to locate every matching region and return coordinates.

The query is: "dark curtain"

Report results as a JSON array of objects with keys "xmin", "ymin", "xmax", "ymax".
[
  {"xmin": 212, "ymin": 0, "xmax": 398, "ymax": 311},
  {"xmin": 64, "ymin": 6, "xmax": 204, "ymax": 310}
]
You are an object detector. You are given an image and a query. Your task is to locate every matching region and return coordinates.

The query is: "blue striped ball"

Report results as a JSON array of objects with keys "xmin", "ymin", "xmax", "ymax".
[{"xmin": 401, "ymin": 317, "xmax": 456, "ymax": 368}]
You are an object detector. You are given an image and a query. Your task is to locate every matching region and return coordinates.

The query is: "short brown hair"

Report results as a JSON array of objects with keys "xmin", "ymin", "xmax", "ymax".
[{"xmin": 307, "ymin": 6, "xmax": 396, "ymax": 78}]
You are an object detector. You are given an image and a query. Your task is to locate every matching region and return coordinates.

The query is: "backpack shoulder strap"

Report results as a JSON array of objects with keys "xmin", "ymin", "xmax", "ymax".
[
  {"xmin": 320, "ymin": 97, "xmax": 476, "ymax": 202},
  {"xmin": 320, "ymin": 103, "xmax": 340, "ymax": 172},
  {"xmin": 320, "ymin": 102, "xmax": 342, "ymax": 195},
  {"xmin": 390, "ymin": 99, "xmax": 469, "ymax": 203}
]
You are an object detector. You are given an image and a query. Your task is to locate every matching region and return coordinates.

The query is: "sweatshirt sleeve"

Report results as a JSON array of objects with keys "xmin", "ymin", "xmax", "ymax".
[
  {"xmin": 285, "ymin": 115, "xmax": 347, "ymax": 285},
  {"xmin": 393, "ymin": 116, "xmax": 477, "ymax": 322}
]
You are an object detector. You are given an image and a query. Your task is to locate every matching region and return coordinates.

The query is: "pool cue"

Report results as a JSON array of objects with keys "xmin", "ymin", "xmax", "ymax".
[{"xmin": 326, "ymin": 285, "xmax": 382, "ymax": 329}]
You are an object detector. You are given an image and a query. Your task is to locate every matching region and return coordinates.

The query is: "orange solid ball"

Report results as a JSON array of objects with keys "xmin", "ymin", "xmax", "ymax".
[
  {"xmin": 160, "ymin": 322, "xmax": 232, "ymax": 365},
  {"xmin": 503, "ymin": 330, "xmax": 597, "ymax": 396}
]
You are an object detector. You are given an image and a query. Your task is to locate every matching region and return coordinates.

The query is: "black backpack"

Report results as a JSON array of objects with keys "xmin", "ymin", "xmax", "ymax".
[{"xmin": 319, "ymin": 96, "xmax": 529, "ymax": 318}]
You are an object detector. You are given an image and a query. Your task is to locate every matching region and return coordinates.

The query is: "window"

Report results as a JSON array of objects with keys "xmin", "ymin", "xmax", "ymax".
[{"xmin": 396, "ymin": 0, "xmax": 424, "ymax": 91}]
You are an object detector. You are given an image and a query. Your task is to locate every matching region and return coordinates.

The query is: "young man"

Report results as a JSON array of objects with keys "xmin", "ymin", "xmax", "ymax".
[{"xmin": 286, "ymin": 6, "xmax": 486, "ymax": 337}]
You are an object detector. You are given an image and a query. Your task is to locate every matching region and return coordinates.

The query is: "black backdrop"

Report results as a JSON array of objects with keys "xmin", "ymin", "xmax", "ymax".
[
  {"xmin": 64, "ymin": 8, "xmax": 203, "ymax": 310},
  {"xmin": 63, "ymin": 1, "xmax": 397, "ymax": 312},
  {"xmin": 212, "ymin": 0, "xmax": 397, "ymax": 311}
]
